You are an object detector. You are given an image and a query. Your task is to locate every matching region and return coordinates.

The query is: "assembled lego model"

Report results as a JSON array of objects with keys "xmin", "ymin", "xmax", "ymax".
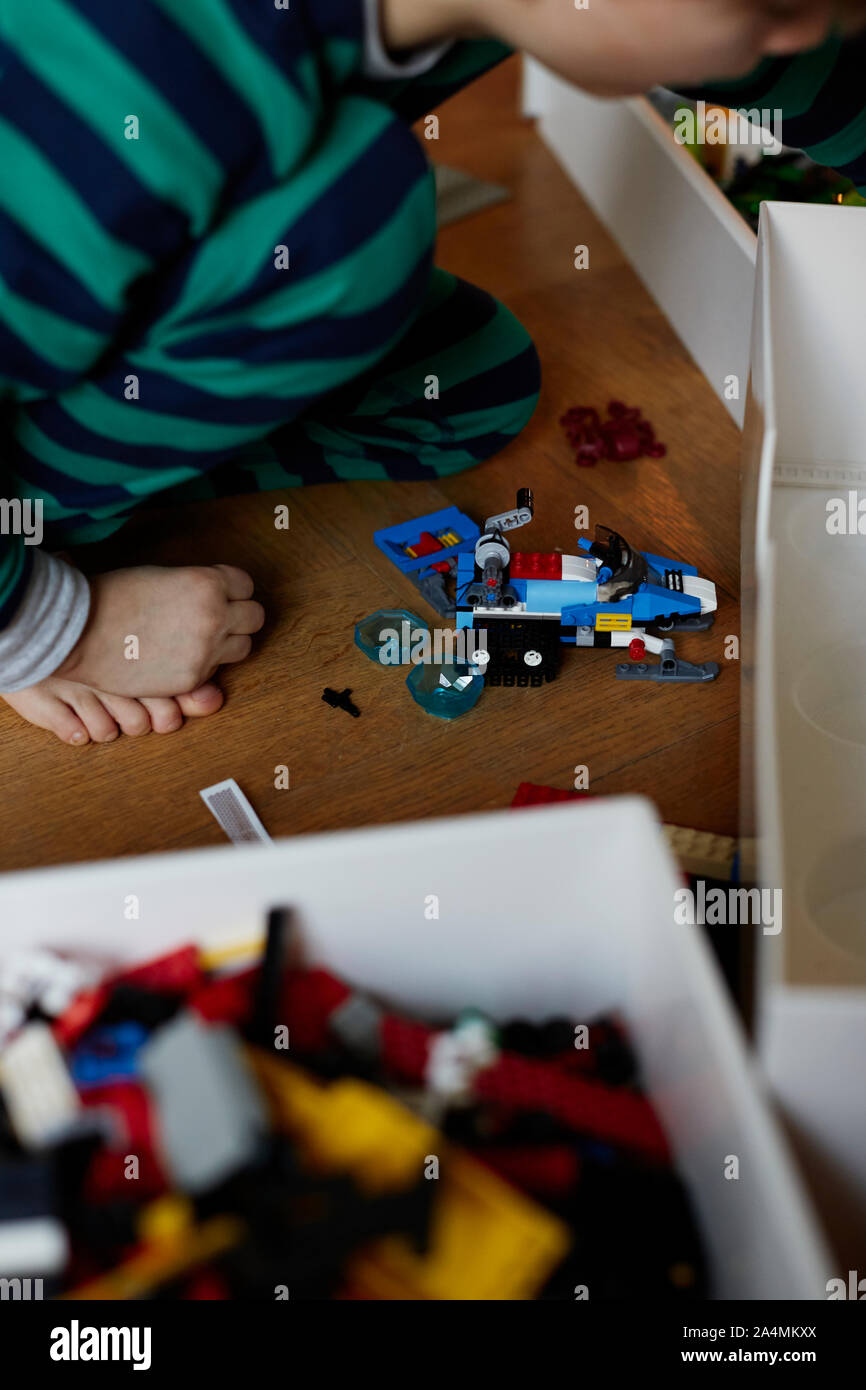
[{"xmin": 455, "ymin": 489, "xmax": 719, "ymax": 686}]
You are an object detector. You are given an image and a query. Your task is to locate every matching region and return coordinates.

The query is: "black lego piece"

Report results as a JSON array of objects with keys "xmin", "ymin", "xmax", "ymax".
[
  {"xmin": 322, "ymin": 687, "xmax": 361, "ymax": 718},
  {"xmin": 250, "ymin": 907, "xmax": 293, "ymax": 1048}
]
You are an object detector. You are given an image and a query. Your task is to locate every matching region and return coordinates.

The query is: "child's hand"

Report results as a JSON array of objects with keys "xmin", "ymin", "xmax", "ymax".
[
  {"xmin": 390, "ymin": 0, "xmax": 854, "ymax": 97},
  {"xmin": 56, "ymin": 564, "xmax": 265, "ymax": 699}
]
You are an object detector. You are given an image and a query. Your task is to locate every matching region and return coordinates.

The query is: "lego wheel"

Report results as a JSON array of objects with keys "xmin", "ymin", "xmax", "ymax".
[
  {"xmin": 471, "ymin": 648, "xmax": 490, "ymax": 666},
  {"xmin": 523, "ymin": 650, "xmax": 543, "ymax": 667}
]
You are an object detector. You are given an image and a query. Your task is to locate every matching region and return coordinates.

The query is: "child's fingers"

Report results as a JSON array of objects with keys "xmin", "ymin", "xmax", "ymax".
[
  {"xmin": 228, "ymin": 599, "xmax": 266, "ymax": 636},
  {"xmin": 211, "ymin": 564, "xmax": 255, "ymax": 601}
]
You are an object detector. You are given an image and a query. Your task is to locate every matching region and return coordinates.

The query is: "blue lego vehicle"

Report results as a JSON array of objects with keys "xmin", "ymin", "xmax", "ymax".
[{"xmin": 455, "ymin": 490, "xmax": 719, "ymax": 686}]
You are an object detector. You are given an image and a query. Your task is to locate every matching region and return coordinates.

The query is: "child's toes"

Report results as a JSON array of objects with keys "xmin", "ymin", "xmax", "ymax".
[
  {"xmin": 98, "ymin": 694, "xmax": 153, "ymax": 737},
  {"xmin": 70, "ymin": 691, "xmax": 120, "ymax": 743},
  {"xmin": 0, "ymin": 686, "xmax": 89, "ymax": 745},
  {"xmin": 174, "ymin": 683, "xmax": 224, "ymax": 718},
  {"xmin": 18, "ymin": 690, "xmax": 91, "ymax": 746},
  {"xmin": 138, "ymin": 697, "xmax": 184, "ymax": 734}
]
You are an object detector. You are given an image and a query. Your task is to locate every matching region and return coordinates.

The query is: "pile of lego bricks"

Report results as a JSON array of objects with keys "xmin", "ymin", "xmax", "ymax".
[
  {"xmin": 0, "ymin": 912, "xmax": 707, "ymax": 1300},
  {"xmin": 560, "ymin": 401, "xmax": 666, "ymax": 466}
]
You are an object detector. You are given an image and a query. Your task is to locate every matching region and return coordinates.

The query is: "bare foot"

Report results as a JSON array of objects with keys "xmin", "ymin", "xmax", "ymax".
[
  {"xmin": 57, "ymin": 564, "xmax": 265, "ymax": 698},
  {"xmin": 1, "ymin": 676, "xmax": 224, "ymax": 745}
]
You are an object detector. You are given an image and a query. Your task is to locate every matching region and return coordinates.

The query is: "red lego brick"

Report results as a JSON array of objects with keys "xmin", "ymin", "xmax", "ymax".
[
  {"xmin": 381, "ymin": 1008, "xmax": 668, "ymax": 1162},
  {"xmin": 509, "ymin": 552, "xmax": 563, "ymax": 581},
  {"xmin": 474, "ymin": 1055, "xmax": 671, "ymax": 1164},
  {"xmin": 190, "ymin": 968, "xmax": 257, "ymax": 1026},
  {"xmin": 53, "ymin": 985, "xmax": 111, "ymax": 1048},
  {"xmin": 280, "ymin": 968, "xmax": 352, "ymax": 1053},
  {"xmin": 406, "ymin": 531, "xmax": 442, "ymax": 558},
  {"xmin": 114, "ymin": 945, "xmax": 202, "ymax": 997},
  {"xmin": 510, "ymin": 783, "xmax": 589, "ymax": 809},
  {"xmin": 476, "ymin": 1145, "xmax": 580, "ymax": 1198},
  {"xmin": 381, "ymin": 1014, "xmax": 432, "ymax": 1083},
  {"xmin": 79, "ymin": 1082, "xmax": 168, "ymax": 1201}
]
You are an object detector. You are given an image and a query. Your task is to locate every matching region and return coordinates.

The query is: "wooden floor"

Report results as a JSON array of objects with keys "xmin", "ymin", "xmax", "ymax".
[{"xmin": 0, "ymin": 59, "xmax": 741, "ymax": 873}]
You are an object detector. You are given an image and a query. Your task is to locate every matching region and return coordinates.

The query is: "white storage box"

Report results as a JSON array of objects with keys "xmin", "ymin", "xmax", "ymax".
[
  {"xmin": 0, "ymin": 797, "xmax": 829, "ymax": 1298},
  {"xmin": 742, "ymin": 201, "xmax": 866, "ymax": 1260},
  {"xmin": 523, "ymin": 60, "xmax": 757, "ymax": 425}
]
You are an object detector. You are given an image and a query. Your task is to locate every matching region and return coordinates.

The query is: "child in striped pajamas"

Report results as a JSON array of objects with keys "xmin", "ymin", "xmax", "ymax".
[{"xmin": 0, "ymin": 0, "xmax": 863, "ymax": 744}]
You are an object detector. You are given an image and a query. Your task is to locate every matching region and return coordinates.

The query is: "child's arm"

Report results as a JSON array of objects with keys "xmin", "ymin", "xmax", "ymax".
[
  {"xmin": 377, "ymin": 0, "xmax": 866, "ymax": 193},
  {"xmin": 0, "ymin": 548, "xmax": 91, "ymax": 694},
  {"xmin": 381, "ymin": 0, "xmax": 855, "ymax": 96}
]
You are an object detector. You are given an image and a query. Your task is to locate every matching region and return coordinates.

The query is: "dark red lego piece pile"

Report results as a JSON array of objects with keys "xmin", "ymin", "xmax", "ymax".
[{"xmin": 560, "ymin": 401, "xmax": 667, "ymax": 467}]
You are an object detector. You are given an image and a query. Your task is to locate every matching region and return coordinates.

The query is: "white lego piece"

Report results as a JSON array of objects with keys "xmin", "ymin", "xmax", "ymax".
[
  {"xmin": 0, "ymin": 950, "xmax": 99, "ymax": 1018},
  {"xmin": 680, "ymin": 574, "xmax": 718, "ymax": 614},
  {"xmin": 0, "ymin": 1218, "xmax": 68, "ymax": 1278},
  {"xmin": 610, "ymin": 629, "xmax": 665, "ymax": 655},
  {"xmin": 0, "ymin": 1022, "xmax": 81, "ymax": 1149},
  {"xmin": 561, "ymin": 553, "xmax": 600, "ymax": 582},
  {"xmin": 425, "ymin": 1016, "xmax": 498, "ymax": 1102}
]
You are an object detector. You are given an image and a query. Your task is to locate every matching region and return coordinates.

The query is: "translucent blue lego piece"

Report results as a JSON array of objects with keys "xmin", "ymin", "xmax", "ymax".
[
  {"xmin": 354, "ymin": 609, "xmax": 428, "ymax": 665},
  {"xmin": 406, "ymin": 661, "xmax": 483, "ymax": 719}
]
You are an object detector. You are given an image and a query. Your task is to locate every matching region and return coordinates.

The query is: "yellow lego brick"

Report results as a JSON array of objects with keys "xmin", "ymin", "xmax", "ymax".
[
  {"xmin": 595, "ymin": 612, "xmax": 632, "ymax": 631},
  {"xmin": 250, "ymin": 1052, "xmax": 433, "ymax": 1194},
  {"xmin": 62, "ymin": 1215, "xmax": 243, "ymax": 1301},
  {"xmin": 347, "ymin": 1148, "xmax": 570, "ymax": 1301},
  {"xmin": 198, "ymin": 937, "xmax": 264, "ymax": 972},
  {"xmin": 250, "ymin": 1052, "xmax": 570, "ymax": 1300},
  {"xmin": 138, "ymin": 1194, "xmax": 194, "ymax": 1245}
]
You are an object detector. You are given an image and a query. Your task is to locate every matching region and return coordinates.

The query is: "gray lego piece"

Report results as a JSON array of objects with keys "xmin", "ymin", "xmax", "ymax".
[
  {"xmin": 328, "ymin": 993, "xmax": 384, "ymax": 1060},
  {"xmin": 654, "ymin": 612, "xmax": 716, "ymax": 633},
  {"xmin": 139, "ymin": 1013, "xmax": 266, "ymax": 1194},
  {"xmin": 409, "ymin": 568, "xmax": 455, "ymax": 619},
  {"xmin": 616, "ymin": 655, "xmax": 720, "ymax": 683}
]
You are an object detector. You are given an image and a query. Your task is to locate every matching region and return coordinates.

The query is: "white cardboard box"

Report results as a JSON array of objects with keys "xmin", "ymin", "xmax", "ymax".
[
  {"xmin": 743, "ymin": 201, "xmax": 866, "ymax": 1262},
  {"xmin": 523, "ymin": 60, "xmax": 757, "ymax": 425},
  {"xmin": 0, "ymin": 797, "xmax": 830, "ymax": 1297}
]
